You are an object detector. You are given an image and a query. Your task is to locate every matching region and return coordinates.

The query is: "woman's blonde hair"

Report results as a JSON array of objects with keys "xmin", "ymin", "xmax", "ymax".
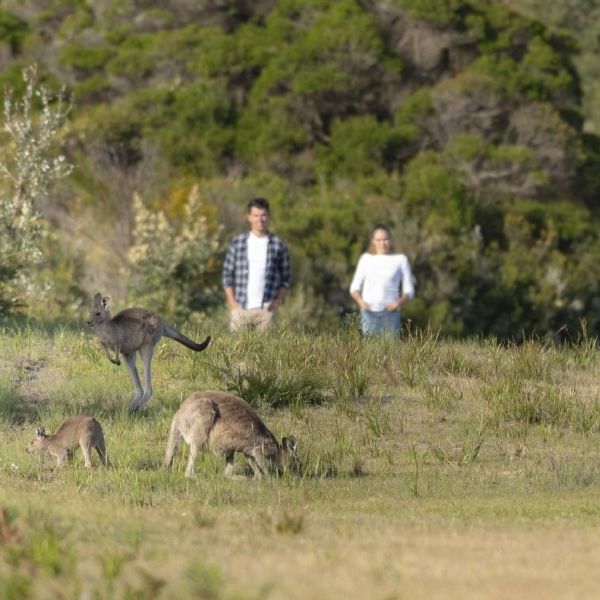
[{"xmin": 368, "ymin": 224, "xmax": 394, "ymax": 254}]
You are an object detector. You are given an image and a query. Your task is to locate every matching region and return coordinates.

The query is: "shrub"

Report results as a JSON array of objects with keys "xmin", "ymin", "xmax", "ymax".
[
  {"xmin": 0, "ymin": 65, "xmax": 73, "ymax": 313},
  {"xmin": 316, "ymin": 115, "xmax": 393, "ymax": 178},
  {"xmin": 59, "ymin": 44, "xmax": 112, "ymax": 75},
  {"xmin": 0, "ymin": 9, "xmax": 28, "ymax": 54},
  {"xmin": 127, "ymin": 185, "xmax": 222, "ymax": 317},
  {"xmin": 132, "ymin": 83, "xmax": 235, "ymax": 176},
  {"xmin": 391, "ymin": 0, "xmax": 469, "ymax": 25}
]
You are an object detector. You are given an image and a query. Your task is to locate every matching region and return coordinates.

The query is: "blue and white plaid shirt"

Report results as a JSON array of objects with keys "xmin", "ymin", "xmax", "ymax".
[{"xmin": 222, "ymin": 231, "xmax": 292, "ymax": 309}]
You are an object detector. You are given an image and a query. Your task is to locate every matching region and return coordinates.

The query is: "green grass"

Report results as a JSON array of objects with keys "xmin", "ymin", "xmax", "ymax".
[{"xmin": 1, "ymin": 321, "xmax": 600, "ymax": 598}]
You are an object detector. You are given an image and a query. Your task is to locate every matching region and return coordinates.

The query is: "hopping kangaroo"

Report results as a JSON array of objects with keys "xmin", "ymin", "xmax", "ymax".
[
  {"xmin": 27, "ymin": 415, "xmax": 108, "ymax": 470},
  {"xmin": 165, "ymin": 391, "xmax": 297, "ymax": 478},
  {"xmin": 87, "ymin": 293, "xmax": 211, "ymax": 411}
]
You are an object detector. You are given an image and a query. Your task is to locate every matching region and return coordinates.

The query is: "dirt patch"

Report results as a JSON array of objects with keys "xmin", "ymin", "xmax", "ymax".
[{"xmin": 13, "ymin": 357, "xmax": 48, "ymax": 409}]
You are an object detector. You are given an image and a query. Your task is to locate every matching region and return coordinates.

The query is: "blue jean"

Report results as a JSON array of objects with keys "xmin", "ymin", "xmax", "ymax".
[{"xmin": 360, "ymin": 309, "xmax": 401, "ymax": 335}]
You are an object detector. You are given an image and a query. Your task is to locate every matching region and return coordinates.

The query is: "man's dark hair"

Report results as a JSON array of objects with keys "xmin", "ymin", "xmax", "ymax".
[{"xmin": 247, "ymin": 197, "xmax": 270, "ymax": 213}]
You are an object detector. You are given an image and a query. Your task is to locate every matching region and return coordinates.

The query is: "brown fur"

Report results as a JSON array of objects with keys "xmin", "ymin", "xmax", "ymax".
[
  {"xmin": 87, "ymin": 293, "xmax": 210, "ymax": 411},
  {"xmin": 164, "ymin": 391, "xmax": 297, "ymax": 478},
  {"xmin": 27, "ymin": 415, "xmax": 108, "ymax": 470}
]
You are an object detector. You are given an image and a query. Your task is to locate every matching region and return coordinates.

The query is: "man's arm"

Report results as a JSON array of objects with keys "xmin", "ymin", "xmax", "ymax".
[
  {"xmin": 267, "ymin": 241, "xmax": 291, "ymax": 310},
  {"xmin": 279, "ymin": 241, "xmax": 292, "ymax": 290},
  {"xmin": 224, "ymin": 286, "xmax": 239, "ymax": 310},
  {"xmin": 222, "ymin": 242, "xmax": 239, "ymax": 310}
]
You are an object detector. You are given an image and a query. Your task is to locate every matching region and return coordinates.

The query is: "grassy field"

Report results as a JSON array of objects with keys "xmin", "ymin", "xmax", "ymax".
[{"xmin": 1, "ymin": 318, "xmax": 600, "ymax": 599}]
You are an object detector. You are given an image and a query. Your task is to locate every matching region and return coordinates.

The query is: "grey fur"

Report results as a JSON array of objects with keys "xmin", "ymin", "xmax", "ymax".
[
  {"xmin": 164, "ymin": 390, "xmax": 298, "ymax": 478},
  {"xmin": 27, "ymin": 415, "xmax": 108, "ymax": 470},
  {"xmin": 87, "ymin": 293, "xmax": 211, "ymax": 411}
]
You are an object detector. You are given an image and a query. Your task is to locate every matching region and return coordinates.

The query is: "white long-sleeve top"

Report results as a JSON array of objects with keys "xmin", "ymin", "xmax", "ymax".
[{"xmin": 350, "ymin": 253, "xmax": 415, "ymax": 312}]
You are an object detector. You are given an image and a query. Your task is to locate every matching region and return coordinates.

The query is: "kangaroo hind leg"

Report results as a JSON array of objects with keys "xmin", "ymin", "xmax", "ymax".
[
  {"xmin": 138, "ymin": 343, "xmax": 155, "ymax": 408},
  {"xmin": 96, "ymin": 435, "xmax": 109, "ymax": 467},
  {"xmin": 123, "ymin": 352, "xmax": 144, "ymax": 411},
  {"xmin": 164, "ymin": 419, "xmax": 183, "ymax": 469},
  {"xmin": 184, "ymin": 399, "xmax": 218, "ymax": 478}
]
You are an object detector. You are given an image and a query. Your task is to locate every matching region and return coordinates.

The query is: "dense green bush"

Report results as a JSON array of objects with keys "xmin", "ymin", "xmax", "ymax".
[
  {"xmin": 2, "ymin": 0, "xmax": 600, "ymax": 337},
  {"xmin": 0, "ymin": 9, "xmax": 28, "ymax": 54},
  {"xmin": 59, "ymin": 44, "xmax": 113, "ymax": 75},
  {"xmin": 392, "ymin": 0, "xmax": 469, "ymax": 24}
]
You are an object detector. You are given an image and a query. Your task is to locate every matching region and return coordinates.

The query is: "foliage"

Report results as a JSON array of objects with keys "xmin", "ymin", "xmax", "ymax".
[
  {"xmin": 0, "ymin": 1, "xmax": 600, "ymax": 337},
  {"xmin": 0, "ymin": 9, "xmax": 28, "ymax": 54},
  {"xmin": 59, "ymin": 44, "xmax": 113, "ymax": 75},
  {"xmin": 129, "ymin": 82, "xmax": 236, "ymax": 176},
  {"xmin": 0, "ymin": 65, "xmax": 72, "ymax": 314},
  {"xmin": 392, "ymin": 0, "xmax": 470, "ymax": 25},
  {"xmin": 127, "ymin": 185, "xmax": 222, "ymax": 317},
  {"xmin": 507, "ymin": 0, "xmax": 600, "ymax": 133}
]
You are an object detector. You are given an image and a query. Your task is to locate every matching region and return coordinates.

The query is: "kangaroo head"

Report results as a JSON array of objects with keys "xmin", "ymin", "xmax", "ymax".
[
  {"xmin": 279, "ymin": 435, "xmax": 298, "ymax": 472},
  {"xmin": 27, "ymin": 427, "xmax": 46, "ymax": 453},
  {"xmin": 87, "ymin": 293, "xmax": 111, "ymax": 327}
]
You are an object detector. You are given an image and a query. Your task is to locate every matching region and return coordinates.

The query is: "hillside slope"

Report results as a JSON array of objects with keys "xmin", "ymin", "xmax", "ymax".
[{"xmin": 1, "ymin": 0, "xmax": 599, "ymax": 337}]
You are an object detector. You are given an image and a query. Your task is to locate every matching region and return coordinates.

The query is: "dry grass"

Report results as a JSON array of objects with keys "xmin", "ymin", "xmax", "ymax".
[{"xmin": 1, "ymin": 321, "xmax": 600, "ymax": 598}]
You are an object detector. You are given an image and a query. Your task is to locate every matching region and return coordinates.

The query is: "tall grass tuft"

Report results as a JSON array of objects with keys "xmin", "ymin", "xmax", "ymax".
[
  {"xmin": 327, "ymin": 325, "xmax": 371, "ymax": 402},
  {"xmin": 482, "ymin": 379, "xmax": 574, "ymax": 429},
  {"xmin": 429, "ymin": 421, "xmax": 489, "ymax": 466},
  {"xmin": 396, "ymin": 329, "xmax": 440, "ymax": 388},
  {"xmin": 209, "ymin": 330, "xmax": 327, "ymax": 409}
]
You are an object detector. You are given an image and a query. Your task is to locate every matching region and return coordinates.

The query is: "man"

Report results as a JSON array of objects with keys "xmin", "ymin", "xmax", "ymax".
[{"xmin": 222, "ymin": 197, "xmax": 291, "ymax": 331}]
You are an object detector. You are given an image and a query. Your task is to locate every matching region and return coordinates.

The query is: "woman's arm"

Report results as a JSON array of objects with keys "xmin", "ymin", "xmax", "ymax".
[
  {"xmin": 350, "ymin": 255, "xmax": 370, "ymax": 310},
  {"xmin": 386, "ymin": 256, "xmax": 415, "ymax": 311}
]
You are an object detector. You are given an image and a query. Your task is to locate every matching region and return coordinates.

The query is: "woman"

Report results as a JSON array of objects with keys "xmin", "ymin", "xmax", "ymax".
[{"xmin": 350, "ymin": 224, "xmax": 415, "ymax": 335}]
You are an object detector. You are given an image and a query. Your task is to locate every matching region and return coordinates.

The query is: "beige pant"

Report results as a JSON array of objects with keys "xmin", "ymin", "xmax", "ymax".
[{"xmin": 230, "ymin": 307, "xmax": 276, "ymax": 332}]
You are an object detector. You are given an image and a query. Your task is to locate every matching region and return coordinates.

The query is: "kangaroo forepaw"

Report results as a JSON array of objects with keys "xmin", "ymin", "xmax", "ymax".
[{"xmin": 109, "ymin": 358, "xmax": 121, "ymax": 366}]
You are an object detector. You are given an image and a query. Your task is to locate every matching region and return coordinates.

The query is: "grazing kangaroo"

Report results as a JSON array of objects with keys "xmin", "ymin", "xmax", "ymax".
[
  {"xmin": 87, "ymin": 293, "xmax": 211, "ymax": 411},
  {"xmin": 164, "ymin": 390, "xmax": 298, "ymax": 478},
  {"xmin": 27, "ymin": 415, "xmax": 108, "ymax": 470}
]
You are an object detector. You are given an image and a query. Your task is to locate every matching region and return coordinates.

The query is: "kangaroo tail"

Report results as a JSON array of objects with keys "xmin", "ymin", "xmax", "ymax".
[{"xmin": 163, "ymin": 325, "xmax": 211, "ymax": 352}]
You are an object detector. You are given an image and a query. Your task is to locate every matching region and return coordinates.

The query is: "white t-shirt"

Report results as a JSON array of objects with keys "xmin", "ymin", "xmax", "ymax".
[
  {"xmin": 350, "ymin": 253, "xmax": 415, "ymax": 312},
  {"xmin": 246, "ymin": 233, "xmax": 269, "ymax": 309}
]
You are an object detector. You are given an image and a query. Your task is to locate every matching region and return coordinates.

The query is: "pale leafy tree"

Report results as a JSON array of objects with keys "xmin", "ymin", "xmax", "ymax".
[
  {"xmin": 127, "ymin": 185, "xmax": 222, "ymax": 317},
  {"xmin": 0, "ymin": 64, "xmax": 73, "ymax": 313}
]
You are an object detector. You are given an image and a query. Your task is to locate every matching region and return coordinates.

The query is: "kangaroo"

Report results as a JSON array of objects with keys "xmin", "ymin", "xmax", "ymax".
[
  {"xmin": 87, "ymin": 293, "xmax": 211, "ymax": 411},
  {"xmin": 164, "ymin": 390, "xmax": 298, "ymax": 478},
  {"xmin": 27, "ymin": 415, "xmax": 108, "ymax": 470}
]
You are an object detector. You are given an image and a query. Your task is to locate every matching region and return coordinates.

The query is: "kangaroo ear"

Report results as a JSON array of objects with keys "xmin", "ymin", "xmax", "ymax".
[
  {"xmin": 35, "ymin": 427, "xmax": 45, "ymax": 438},
  {"xmin": 282, "ymin": 436, "xmax": 297, "ymax": 452},
  {"xmin": 93, "ymin": 293, "xmax": 102, "ymax": 306},
  {"xmin": 101, "ymin": 296, "xmax": 110, "ymax": 309}
]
